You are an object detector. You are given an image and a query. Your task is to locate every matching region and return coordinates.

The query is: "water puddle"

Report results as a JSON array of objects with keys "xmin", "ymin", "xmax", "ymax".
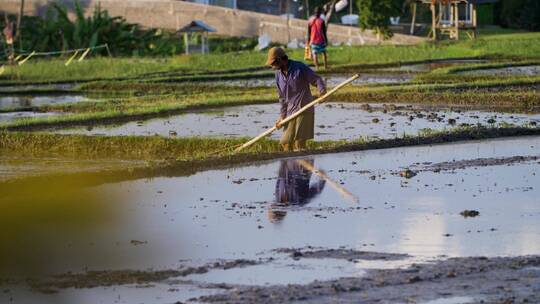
[
  {"xmin": 0, "ymin": 83, "xmax": 75, "ymax": 92},
  {"xmin": 383, "ymin": 59, "xmax": 488, "ymax": 73},
  {"xmin": 422, "ymin": 296, "xmax": 476, "ymax": 304},
  {"xmin": 0, "ymin": 111, "xmax": 60, "ymax": 123},
  {"xmin": 213, "ymin": 73, "xmax": 413, "ymax": 87},
  {"xmin": 2, "ymin": 136, "xmax": 539, "ymax": 302},
  {"xmin": 56, "ymin": 103, "xmax": 540, "ymax": 140},
  {"xmin": 0, "ymin": 95, "xmax": 91, "ymax": 110},
  {"xmin": 459, "ymin": 65, "xmax": 540, "ymax": 77}
]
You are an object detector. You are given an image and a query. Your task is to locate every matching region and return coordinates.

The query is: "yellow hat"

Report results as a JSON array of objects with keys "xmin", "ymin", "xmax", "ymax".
[{"xmin": 266, "ymin": 47, "xmax": 287, "ymax": 66}]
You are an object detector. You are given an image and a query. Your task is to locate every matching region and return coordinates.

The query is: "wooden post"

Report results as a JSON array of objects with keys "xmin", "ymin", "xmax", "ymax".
[
  {"xmin": 430, "ymin": 3, "xmax": 437, "ymax": 40},
  {"xmin": 454, "ymin": 3, "xmax": 459, "ymax": 40},
  {"xmin": 184, "ymin": 32, "xmax": 189, "ymax": 55},
  {"xmin": 201, "ymin": 32, "xmax": 205, "ymax": 54},
  {"xmin": 472, "ymin": 4, "xmax": 478, "ymax": 39},
  {"xmin": 410, "ymin": 2, "xmax": 417, "ymax": 35}
]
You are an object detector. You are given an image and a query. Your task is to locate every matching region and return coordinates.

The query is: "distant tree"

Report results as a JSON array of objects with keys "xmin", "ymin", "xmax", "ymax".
[
  {"xmin": 356, "ymin": 0, "xmax": 402, "ymax": 40},
  {"xmin": 500, "ymin": 0, "xmax": 540, "ymax": 31}
]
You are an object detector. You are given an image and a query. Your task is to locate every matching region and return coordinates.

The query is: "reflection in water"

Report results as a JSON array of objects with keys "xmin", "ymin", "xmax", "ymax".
[{"xmin": 269, "ymin": 159, "xmax": 326, "ymax": 222}]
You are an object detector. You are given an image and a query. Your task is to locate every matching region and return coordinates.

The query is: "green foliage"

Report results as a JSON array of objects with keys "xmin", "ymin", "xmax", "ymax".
[
  {"xmin": 0, "ymin": 1, "xmax": 179, "ymax": 57},
  {"xmin": 356, "ymin": 0, "xmax": 402, "ymax": 40},
  {"xmin": 499, "ymin": 0, "xmax": 540, "ymax": 31},
  {"xmin": 209, "ymin": 36, "xmax": 258, "ymax": 53}
]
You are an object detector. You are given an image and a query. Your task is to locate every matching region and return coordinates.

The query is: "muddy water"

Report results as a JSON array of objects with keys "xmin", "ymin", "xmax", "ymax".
[
  {"xmin": 212, "ymin": 73, "xmax": 413, "ymax": 87},
  {"xmin": 0, "ymin": 83, "xmax": 75, "ymax": 92},
  {"xmin": 2, "ymin": 136, "xmax": 539, "ymax": 303},
  {"xmin": 0, "ymin": 95, "xmax": 91, "ymax": 110},
  {"xmin": 0, "ymin": 111, "xmax": 60, "ymax": 123},
  {"xmin": 460, "ymin": 65, "xmax": 540, "ymax": 77},
  {"xmin": 382, "ymin": 59, "xmax": 488, "ymax": 73},
  {"xmin": 57, "ymin": 103, "xmax": 540, "ymax": 140}
]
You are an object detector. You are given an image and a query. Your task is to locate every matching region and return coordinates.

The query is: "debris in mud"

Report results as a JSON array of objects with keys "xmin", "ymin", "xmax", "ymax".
[
  {"xmin": 360, "ymin": 104, "xmax": 372, "ymax": 112},
  {"xmin": 415, "ymin": 155, "xmax": 540, "ymax": 173},
  {"xmin": 130, "ymin": 240, "xmax": 148, "ymax": 246},
  {"xmin": 274, "ymin": 248, "xmax": 409, "ymax": 261},
  {"xmin": 400, "ymin": 169, "xmax": 417, "ymax": 179},
  {"xmin": 372, "ymin": 118, "xmax": 380, "ymax": 123},
  {"xmin": 460, "ymin": 210, "xmax": 480, "ymax": 218}
]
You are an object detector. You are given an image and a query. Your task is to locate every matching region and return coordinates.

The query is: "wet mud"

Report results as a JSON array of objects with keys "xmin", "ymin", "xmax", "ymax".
[
  {"xmin": 26, "ymin": 259, "xmax": 263, "ymax": 293},
  {"xmin": 274, "ymin": 248, "xmax": 410, "ymax": 261},
  {"xmin": 196, "ymin": 255, "xmax": 540, "ymax": 304}
]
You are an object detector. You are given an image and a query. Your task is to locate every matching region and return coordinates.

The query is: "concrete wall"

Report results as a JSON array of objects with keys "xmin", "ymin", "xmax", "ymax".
[{"xmin": 1, "ymin": 0, "xmax": 425, "ymax": 45}]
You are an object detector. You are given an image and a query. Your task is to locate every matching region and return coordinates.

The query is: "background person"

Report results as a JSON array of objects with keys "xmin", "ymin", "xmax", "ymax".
[{"xmin": 307, "ymin": 6, "xmax": 328, "ymax": 70}]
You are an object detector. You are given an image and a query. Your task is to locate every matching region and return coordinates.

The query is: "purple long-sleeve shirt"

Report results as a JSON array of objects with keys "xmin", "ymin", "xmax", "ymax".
[{"xmin": 276, "ymin": 60, "xmax": 326, "ymax": 118}]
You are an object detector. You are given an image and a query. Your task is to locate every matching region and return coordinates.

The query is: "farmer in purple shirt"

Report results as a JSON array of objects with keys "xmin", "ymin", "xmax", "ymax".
[{"xmin": 266, "ymin": 47, "xmax": 326, "ymax": 152}]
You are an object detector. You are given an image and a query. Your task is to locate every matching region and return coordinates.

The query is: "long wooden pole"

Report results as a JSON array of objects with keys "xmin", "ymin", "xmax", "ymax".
[{"xmin": 234, "ymin": 74, "xmax": 359, "ymax": 153}]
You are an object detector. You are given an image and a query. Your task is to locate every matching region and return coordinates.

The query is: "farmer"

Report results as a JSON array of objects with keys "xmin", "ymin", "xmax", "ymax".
[
  {"xmin": 266, "ymin": 47, "xmax": 326, "ymax": 152},
  {"xmin": 307, "ymin": 6, "xmax": 328, "ymax": 70}
]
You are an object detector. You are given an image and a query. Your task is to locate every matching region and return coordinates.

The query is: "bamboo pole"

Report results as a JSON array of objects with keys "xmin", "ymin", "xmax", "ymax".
[
  {"xmin": 296, "ymin": 159, "xmax": 359, "ymax": 204},
  {"xmin": 234, "ymin": 74, "xmax": 359, "ymax": 153}
]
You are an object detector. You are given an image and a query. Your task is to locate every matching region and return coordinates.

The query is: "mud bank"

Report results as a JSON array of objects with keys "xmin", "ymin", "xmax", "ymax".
[{"xmin": 196, "ymin": 255, "xmax": 540, "ymax": 303}]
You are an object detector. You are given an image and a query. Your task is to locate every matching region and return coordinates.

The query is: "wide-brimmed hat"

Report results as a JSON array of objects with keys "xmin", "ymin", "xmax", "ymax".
[{"xmin": 266, "ymin": 47, "xmax": 287, "ymax": 66}]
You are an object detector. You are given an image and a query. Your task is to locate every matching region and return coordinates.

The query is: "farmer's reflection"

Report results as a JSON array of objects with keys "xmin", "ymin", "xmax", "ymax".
[{"xmin": 268, "ymin": 159, "xmax": 326, "ymax": 222}]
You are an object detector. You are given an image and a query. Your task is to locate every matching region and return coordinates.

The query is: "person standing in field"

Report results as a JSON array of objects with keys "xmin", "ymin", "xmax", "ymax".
[
  {"xmin": 266, "ymin": 47, "xmax": 326, "ymax": 152},
  {"xmin": 307, "ymin": 6, "xmax": 328, "ymax": 70}
]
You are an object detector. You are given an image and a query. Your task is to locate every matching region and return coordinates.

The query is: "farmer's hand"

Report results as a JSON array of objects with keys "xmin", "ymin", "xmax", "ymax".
[
  {"xmin": 275, "ymin": 118, "xmax": 284, "ymax": 129},
  {"xmin": 316, "ymin": 89, "xmax": 327, "ymax": 99}
]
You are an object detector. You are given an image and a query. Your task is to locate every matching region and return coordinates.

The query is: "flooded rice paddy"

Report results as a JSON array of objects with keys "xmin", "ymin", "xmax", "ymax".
[
  {"xmin": 214, "ymin": 73, "xmax": 413, "ymax": 87},
  {"xmin": 460, "ymin": 65, "xmax": 540, "ymax": 77},
  {"xmin": 0, "ymin": 83, "xmax": 75, "ymax": 92},
  {"xmin": 2, "ymin": 136, "xmax": 539, "ymax": 303},
  {"xmin": 0, "ymin": 111, "xmax": 60, "ymax": 123},
  {"xmin": 0, "ymin": 95, "xmax": 91, "ymax": 110},
  {"xmin": 57, "ymin": 102, "xmax": 540, "ymax": 140}
]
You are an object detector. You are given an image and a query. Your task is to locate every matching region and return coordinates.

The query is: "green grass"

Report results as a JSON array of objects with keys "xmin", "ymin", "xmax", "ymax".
[
  {"xmin": 2, "ymin": 32, "xmax": 540, "ymax": 84},
  {"xmin": 1, "ymin": 125, "xmax": 539, "ymax": 177}
]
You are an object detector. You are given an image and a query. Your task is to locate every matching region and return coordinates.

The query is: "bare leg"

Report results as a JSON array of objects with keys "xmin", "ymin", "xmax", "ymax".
[
  {"xmin": 313, "ymin": 53, "xmax": 319, "ymax": 69},
  {"xmin": 293, "ymin": 140, "xmax": 306, "ymax": 152},
  {"xmin": 323, "ymin": 52, "xmax": 328, "ymax": 69},
  {"xmin": 281, "ymin": 143, "xmax": 291, "ymax": 152}
]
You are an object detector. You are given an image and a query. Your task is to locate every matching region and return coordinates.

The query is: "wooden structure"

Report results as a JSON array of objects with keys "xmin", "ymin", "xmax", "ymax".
[
  {"xmin": 411, "ymin": 0, "xmax": 498, "ymax": 40},
  {"xmin": 177, "ymin": 20, "xmax": 216, "ymax": 55}
]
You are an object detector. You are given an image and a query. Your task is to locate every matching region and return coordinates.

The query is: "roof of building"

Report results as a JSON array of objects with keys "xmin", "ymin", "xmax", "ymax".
[{"xmin": 177, "ymin": 20, "xmax": 216, "ymax": 33}]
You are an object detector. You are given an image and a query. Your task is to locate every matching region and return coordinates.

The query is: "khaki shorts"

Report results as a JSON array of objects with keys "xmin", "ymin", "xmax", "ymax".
[{"xmin": 280, "ymin": 111, "xmax": 314, "ymax": 145}]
